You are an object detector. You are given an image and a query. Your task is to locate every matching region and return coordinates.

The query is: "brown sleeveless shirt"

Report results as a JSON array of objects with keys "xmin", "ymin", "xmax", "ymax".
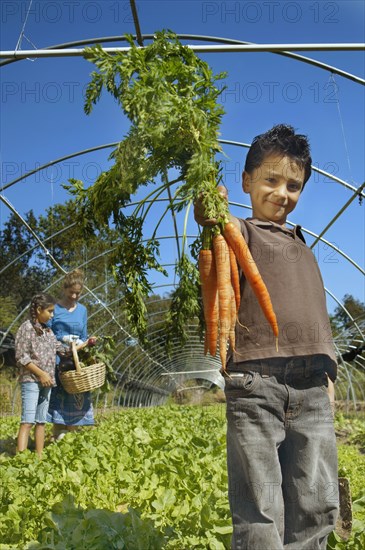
[{"xmin": 229, "ymin": 218, "xmax": 338, "ymax": 381}]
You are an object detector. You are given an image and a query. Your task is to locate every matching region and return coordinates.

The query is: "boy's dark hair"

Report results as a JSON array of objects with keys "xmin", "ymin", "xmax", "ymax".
[{"xmin": 244, "ymin": 124, "xmax": 312, "ymax": 188}]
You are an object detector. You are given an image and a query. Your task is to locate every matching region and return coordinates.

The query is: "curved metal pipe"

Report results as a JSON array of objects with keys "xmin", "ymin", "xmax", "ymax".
[
  {"xmin": 0, "ymin": 142, "xmax": 119, "ymax": 192},
  {"xmin": 2, "ymin": 43, "xmax": 364, "ymax": 59},
  {"xmin": 2, "ymin": 140, "xmax": 363, "ymax": 199},
  {"xmin": 1, "ymin": 34, "xmax": 363, "ymax": 85}
]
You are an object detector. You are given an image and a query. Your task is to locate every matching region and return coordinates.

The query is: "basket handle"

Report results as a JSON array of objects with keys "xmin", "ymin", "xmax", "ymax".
[{"xmin": 71, "ymin": 341, "xmax": 82, "ymax": 373}]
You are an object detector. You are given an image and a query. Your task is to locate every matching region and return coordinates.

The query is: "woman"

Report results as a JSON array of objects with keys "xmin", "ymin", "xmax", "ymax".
[{"xmin": 47, "ymin": 269, "xmax": 95, "ymax": 439}]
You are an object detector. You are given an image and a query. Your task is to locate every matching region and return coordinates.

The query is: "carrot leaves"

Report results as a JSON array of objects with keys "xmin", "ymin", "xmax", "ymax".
[
  {"xmin": 111, "ymin": 214, "xmax": 167, "ymax": 345},
  {"xmin": 164, "ymin": 255, "xmax": 201, "ymax": 353},
  {"xmin": 66, "ymin": 31, "xmax": 227, "ymax": 345},
  {"xmin": 82, "ymin": 31, "xmax": 226, "ymax": 203}
]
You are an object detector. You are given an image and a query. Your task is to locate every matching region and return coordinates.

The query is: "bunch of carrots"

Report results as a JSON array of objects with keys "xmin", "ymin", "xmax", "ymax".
[{"xmin": 199, "ymin": 222, "xmax": 279, "ymax": 372}]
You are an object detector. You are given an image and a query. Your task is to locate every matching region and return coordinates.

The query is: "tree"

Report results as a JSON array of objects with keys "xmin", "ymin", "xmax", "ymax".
[
  {"xmin": 330, "ymin": 294, "xmax": 365, "ymax": 333},
  {"xmin": 0, "ymin": 212, "xmax": 51, "ymax": 311},
  {"xmin": 0, "ymin": 201, "xmax": 124, "ymax": 328},
  {"xmin": 37, "ymin": 200, "xmax": 99, "ymax": 270},
  {"xmin": 0, "ymin": 296, "xmax": 18, "ymax": 331},
  {"xmin": 37, "ymin": 200, "xmax": 125, "ymax": 336}
]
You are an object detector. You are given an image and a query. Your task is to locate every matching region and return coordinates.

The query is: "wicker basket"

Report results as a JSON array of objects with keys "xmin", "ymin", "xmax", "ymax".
[{"xmin": 59, "ymin": 342, "xmax": 106, "ymax": 394}]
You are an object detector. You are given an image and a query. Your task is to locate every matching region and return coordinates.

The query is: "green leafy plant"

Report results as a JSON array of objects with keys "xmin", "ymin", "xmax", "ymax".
[
  {"xmin": 0, "ymin": 406, "xmax": 231, "ymax": 548},
  {"xmin": 77, "ymin": 336, "xmax": 117, "ymax": 391},
  {"xmin": 327, "ymin": 495, "xmax": 365, "ymax": 549},
  {"xmin": 164, "ymin": 254, "xmax": 201, "ymax": 352},
  {"xmin": 65, "ymin": 30, "xmax": 228, "ymax": 346},
  {"xmin": 1, "ymin": 410, "xmax": 365, "ymax": 549},
  {"xmin": 27, "ymin": 495, "xmax": 166, "ymax": 550}
]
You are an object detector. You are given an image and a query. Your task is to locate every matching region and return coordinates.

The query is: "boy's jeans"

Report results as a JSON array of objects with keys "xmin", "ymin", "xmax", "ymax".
[{"xmin": 224, "ymin": 355, "xmax": 339, "ymax": 550}]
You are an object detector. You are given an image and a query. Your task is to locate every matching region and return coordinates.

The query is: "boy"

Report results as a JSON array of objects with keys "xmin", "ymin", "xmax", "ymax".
[{"xmin": 195, "ymin": 124, "xmax": 338, "ymax": 549}]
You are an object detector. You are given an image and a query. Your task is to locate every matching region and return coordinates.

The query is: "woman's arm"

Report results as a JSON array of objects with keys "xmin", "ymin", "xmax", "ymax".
[{"xmin": 80, "ymin": 305, "xmax": 88, "ymax": 341}]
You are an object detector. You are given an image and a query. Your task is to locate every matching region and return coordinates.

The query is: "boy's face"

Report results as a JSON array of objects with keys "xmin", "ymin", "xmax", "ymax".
[{"xmin": 242, "ymin": 154, "xmax": 305, "ymax": 225}]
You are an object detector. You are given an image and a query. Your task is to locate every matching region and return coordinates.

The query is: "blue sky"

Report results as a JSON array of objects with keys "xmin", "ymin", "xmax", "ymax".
[{"xmin": 1, "ymin": 0, "xmax": 364, "ymax": 313}]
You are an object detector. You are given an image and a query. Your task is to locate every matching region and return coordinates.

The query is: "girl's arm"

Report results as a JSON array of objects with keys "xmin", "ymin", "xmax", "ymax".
[
  {"xmin": 55, "ymin": 338, "xmax": 67, "ymax": 355},
  {"xmin": 15, "ymin": 323, "xmax": 36, "ymax": 369},
  {"xmin": 23, "ymin": 362, "xmax": 53, "ymax": 387},
  {"xmin": 15, "ymin": 324, "xmax": 53, "ymax": 387}
]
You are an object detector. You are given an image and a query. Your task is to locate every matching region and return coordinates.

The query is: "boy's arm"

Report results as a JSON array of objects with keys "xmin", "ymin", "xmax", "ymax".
[{"xmin": 327, "ymin": 377, "xmax": 335, "ymax": 415}]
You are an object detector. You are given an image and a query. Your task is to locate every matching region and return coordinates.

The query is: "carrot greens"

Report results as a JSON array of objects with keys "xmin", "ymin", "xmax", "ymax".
[
  {"xmin": 66, "ymin": 31, "xmax": 278, "ymax": 360},
  {"xmin": 66, "ymin": 31, "xmax": 227, "ymax": 346}
]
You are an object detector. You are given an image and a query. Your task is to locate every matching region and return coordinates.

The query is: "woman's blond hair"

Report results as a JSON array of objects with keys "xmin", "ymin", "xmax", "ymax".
[{"xmin": 63, "ymin": 268, "xmax": 85, "ymax": 289}]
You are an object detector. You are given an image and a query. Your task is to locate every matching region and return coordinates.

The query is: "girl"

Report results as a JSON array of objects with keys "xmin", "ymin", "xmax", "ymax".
[{"xmin": 15, "ymin": 293, "xmax": 65, "ymax": 457}]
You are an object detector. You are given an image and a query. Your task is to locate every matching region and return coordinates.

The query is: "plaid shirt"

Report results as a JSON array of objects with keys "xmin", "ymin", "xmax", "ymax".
[{"xmin": 15, "ymin": 320, "xmax": 65, "ymax": 385}]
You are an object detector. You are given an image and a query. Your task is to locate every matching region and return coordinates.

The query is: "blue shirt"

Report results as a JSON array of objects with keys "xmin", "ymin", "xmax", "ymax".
[{"xmin": 49, "ymin": 303, "xmax": 88, "ymax": 345}]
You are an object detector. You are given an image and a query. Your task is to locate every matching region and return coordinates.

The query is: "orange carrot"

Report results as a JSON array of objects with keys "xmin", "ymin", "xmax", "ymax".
[
  {"xmin": 228, "ymin": 242, "xmax": 240, "ymax": 313},
  {"xmin": 198, "ymin": 248, "xmax": 218, "ymax": 357},
  {"xmin": 213, "ymin": 233, "xmax": 232, "ymax": 370},
  {"xmin": 223, "ymin": 221, "xmax": 279, "ymax": 348}
]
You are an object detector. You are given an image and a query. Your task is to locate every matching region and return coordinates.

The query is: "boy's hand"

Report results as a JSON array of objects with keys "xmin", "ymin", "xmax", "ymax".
[
  {"xmin": 194, "ymin": 185, "xmax": 228, "ymax": 226},
  {"xmin": 38, "ymin": 372, "xmax": 53, "ymax": 387}
]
